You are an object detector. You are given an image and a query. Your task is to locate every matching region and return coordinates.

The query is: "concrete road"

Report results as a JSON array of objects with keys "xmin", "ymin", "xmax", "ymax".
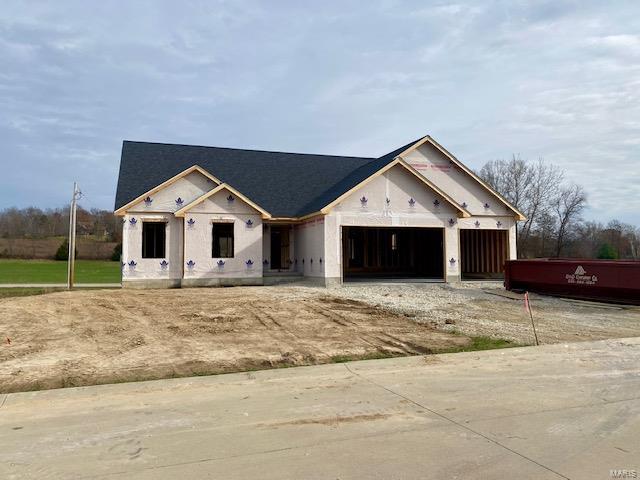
[
  {"xmin": 1, "ymin": 339, "xmax": 638, "ymax": 480},
  {"xmin": 0, "ymin": 283, "xmax": 121, "ymax": 288}
]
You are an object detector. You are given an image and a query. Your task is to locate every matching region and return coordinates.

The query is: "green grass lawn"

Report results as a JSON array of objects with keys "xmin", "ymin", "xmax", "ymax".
[
  {"xmin": 0, "ymin": 259, "xmax": 121, "ymax": 284},
  {"xmin": 442, "ymin": 335, "xmax": 524, "ymax": 353},
  {"xmin": 0, "ymin": 287, "xmax": 50, "ymax": 299}
]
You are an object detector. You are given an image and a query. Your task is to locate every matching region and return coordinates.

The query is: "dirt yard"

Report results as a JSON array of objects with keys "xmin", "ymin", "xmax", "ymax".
[
  {"xmin": 2, "ymin": 283, "xmax": 639, "ymax": 394},
  {"xmin": 0, "ymin": 287, "xmax": 468, "ymax": 393}
]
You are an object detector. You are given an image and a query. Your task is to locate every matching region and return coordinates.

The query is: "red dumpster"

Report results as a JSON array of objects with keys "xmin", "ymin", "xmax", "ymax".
[{"xmin": 504, "ymin": 258, "xmax": 640, "ymax": 305}]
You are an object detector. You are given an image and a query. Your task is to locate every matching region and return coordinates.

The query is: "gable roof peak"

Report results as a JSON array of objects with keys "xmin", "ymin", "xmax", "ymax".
[{"xmin": 174, "ymin": 182, "xmax": 271, "ymax": 219}]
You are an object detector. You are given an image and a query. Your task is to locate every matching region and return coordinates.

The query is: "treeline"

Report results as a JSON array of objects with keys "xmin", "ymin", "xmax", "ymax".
[
  {"xmin": 479, "ymin": 156, "xmax": 639, "ymax": 259},
  {"xmin": 0, "ymin": 206, "xmax": 121, "ymax": 242}
]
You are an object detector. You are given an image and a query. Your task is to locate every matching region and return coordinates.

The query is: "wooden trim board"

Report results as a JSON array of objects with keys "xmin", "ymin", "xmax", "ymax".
[
  {"xmin": 174, "ymin": 183, "xmax": 272, "ymax": 219},
  {"xmin": 320, "ymin": 158, "xmax": 471, "ymax": 217},
  {"xmin": 115, "ymin": 165, "xmax": 221, "ymax": 216}
]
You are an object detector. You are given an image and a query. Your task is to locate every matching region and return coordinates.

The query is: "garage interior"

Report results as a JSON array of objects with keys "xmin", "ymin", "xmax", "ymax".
[
  {"xmin": 460, "ymin": 229, "xmax": 508, "ymax": 279},
  {"xmin": 342, "ymin": 226, "xmax": 444, "ymax": 280}
]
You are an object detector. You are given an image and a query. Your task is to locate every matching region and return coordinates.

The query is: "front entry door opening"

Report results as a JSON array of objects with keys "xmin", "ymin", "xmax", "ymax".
[
  {"xmin": 270, "ymin": 226, "xmax": 290, "ymax": 271},
  {"xmin": 342, "ymin": 226, "xmax": 444, "ymax": 280}
]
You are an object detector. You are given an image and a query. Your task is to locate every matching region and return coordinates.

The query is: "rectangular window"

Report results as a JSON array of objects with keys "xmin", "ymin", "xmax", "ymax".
[
  {"xmin": 142, "ymin": 222, "xmax": 166, "ymax": 258},
  {"xmin": 212, "ymin": 223, "xmax": 234, "ymax": 258}
]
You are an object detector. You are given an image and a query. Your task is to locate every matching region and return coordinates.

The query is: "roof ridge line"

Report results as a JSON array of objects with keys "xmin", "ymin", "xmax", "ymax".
[{"xmin": 122, "ymin": 140, "xmax": 375, "ymax": 160}]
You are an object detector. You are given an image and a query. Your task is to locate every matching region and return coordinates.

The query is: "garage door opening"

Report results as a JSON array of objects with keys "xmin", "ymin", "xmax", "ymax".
[
  {"xmin": 342, "ymin": 227, "xmax": 444, "ymax": 281},
  {"xmin": 460, "ymin": 229, "xmax": 508, "ymax": 280}
]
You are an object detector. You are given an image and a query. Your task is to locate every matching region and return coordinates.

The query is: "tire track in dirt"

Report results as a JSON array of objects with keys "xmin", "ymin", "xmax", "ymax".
[
  {"xmin": 310, "ymin": 298, "xmax": 440, "ymax": 355},
  {"xmin": 244, "ymin": 304, "xmax": 284, "ymax": 329},
  {"xmin": 381, "ymin": 333, "xmax": 434, "ymax": 355},
  {"xmin": 244, "ymin": 305, "xmax": 270, "ymax": 328},
  {"xmin": 244, "ymin": 304, "xmax": 303, "ymax": 340},
  {"xmin": 305, "ymin": 303, "xmax": 358, "ymax": 327},
  {"xmin": 256, "ymin": 305, "xmax": 283, "ymax": 328},
  {"xmin": 304, "ymin": 302, "xmax": 409, "ymax": 354},
  {"xmin": 243, "ymin": 303, "xmax": 329, "ymax": 362},
  {"xmin": 371, "ymin": 334, "xmax": 432, "ymax": 355}
]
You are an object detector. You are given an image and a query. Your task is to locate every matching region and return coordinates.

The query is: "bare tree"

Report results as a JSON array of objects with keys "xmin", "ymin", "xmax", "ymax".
[
  {"xmin": 480, "ymin": 155, "xmax": 531, "ymax": 213},
  {"xmin": 533, "ymin": 210, "xmax": 557, "ymax": 257},
  {"xmin": 480, "ymin": 156, "xmax": 562, "ymax": 256},
  {"xmin": 480, "ymin": 156, "xmax": 639, "ymax": 258},
  {"xmin": 523, "ymin": 160, "xmax": 563, "ymax": 242},
  {"xmin": 553, "ymin": 184, "xmax": 586, "ymax": 257}
]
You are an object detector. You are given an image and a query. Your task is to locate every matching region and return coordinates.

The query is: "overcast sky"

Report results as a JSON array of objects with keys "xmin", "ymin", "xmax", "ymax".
[{"xmin": 1, "ymin": 1, "xmax": 639, "ymax": 224}]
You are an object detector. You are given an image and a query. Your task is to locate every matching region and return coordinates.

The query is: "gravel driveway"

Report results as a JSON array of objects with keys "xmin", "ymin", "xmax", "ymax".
[{"xmin": 321, "ymin": 281, "xmax": 640, "ymax": 344}]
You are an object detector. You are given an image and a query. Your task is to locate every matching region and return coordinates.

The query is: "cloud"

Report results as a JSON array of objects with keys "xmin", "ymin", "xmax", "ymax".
[{"xmin": 0, "ymin": 0, "xmax": 638, "ymax": 224}]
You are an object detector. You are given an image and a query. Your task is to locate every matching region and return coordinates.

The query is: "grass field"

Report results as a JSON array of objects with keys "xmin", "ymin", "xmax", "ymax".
[
  {"xmin": 0, "ymin": 259, "xmax": 121, "ymax": 284},
  {"xmin": 0, "ymin": 287, "xmax": 52, "ymax": 299}
]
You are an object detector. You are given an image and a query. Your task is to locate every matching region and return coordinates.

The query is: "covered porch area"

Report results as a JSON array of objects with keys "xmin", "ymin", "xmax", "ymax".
[{"xmin": 262, "ymin": 222, "xmax": 300, "ymax": 277}]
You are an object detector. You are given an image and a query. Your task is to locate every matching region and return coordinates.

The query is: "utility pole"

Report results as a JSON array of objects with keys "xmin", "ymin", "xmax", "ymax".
[{"xmin": 67, "ymin": 182, "xmax": 81, "ymax": 290}]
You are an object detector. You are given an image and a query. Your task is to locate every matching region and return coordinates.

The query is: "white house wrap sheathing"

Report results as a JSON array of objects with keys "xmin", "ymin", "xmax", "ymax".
[
  {"xmin": 118, "ymin": 140, "xmax": 519, "ymax": 288},
  {"xmin": 122, "ymin": 171, "xmax": 215, "ymax": 286},
  {"xmin": 403, "ymin": 144, "xmax": 518, "ymax": 263},
  {"xmin": 127, "ymin": 171, "xmax": 216, "ymax": 213},
  {"xmin": 294, "ymin": 218, "xmax": 325, "ymax": 278},
  {"xmin": 403, "ymin": 144, "xmax": 509, "ymax": 217},
  {"xmin": 122, "ymin": 214, "xmax": 183, "ymax": 284},
  {"xmin": 182, "ymin": 188, "xmax": 263, "ymax": 286},
  {"xmin": 323, "ymin": 164, "xmax": 467, "ymax": 283}
]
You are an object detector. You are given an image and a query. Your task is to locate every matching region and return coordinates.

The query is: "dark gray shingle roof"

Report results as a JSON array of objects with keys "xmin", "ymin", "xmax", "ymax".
[{"xmin": 114, "ymin": 137, "xmax": 424, "ymax": 217}]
